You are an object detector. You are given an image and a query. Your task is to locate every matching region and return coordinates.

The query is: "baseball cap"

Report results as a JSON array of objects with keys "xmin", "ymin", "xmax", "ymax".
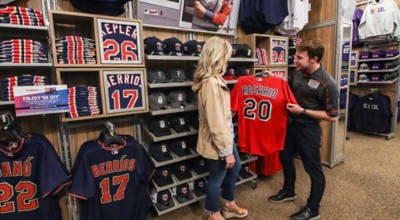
[
  {"xmin": 370, "ymin": 74, "xmax": 382, "ymax": 81},
  {"xmin": 371, "ymin": 62, "xmax": 383, "ymax": 70},
  {"xmin": 239, "ymin": 164, "xmax": 253, "ymax": 179},
  {"xmin": 172, "ymin": 162, "xmax": 192, "ymax": 181},
  {"xmin": 174, "ymin": 183, "xmax": 194, "ymax": 203},
  {"xmin": 148, "ymin": 118, "xmax": 171, "ymax": 137},
  {"xmin": 383, "ymin": 73, "xmax": 392, "ymax": 80},
  {"xmin": 182, "ymin": 40, "xmax": 202, "ymax": 56},
  {"xmin": 170, "ymin": 139, "xmax": 192, "ymax": 157},
  {"xmin": 358, "ymin": 73, "xmax": 370, "ymax": 82},
  {"xmin": 187, "ymin": 92, "xmax": 198, "ymax": 105},
  {"xmin": 359, "ymin": 63, "xmax": 370, "ymax": 71},
  {"xmin": 167, "ymin": 90, "xmax": 187, "ymax": 108},
  {"xmin": 163, "ymin": 37, "xmax": 183, "ymax": 56},
  {"xmin": 166, "ymin": 68, "xmax": 186, "ymax": 82},
  {"xmin": 385, "ymin": 49, "xmax": 399, "ymax": 57},
  {"xmin": 237, "ymin": 44, "xmax": 252, "ymax": 57},
  {"xmin": 70, "ymin": 0, "xmax": 129, "ymax": 16},
  {"xmin": 360, "ymin": 51, "xmax": 372, "ymax": 59},
  {"xmin": 231, "ymin": 44, "xmax": 241, "ymax": 57},
  {"xmin": 372, "ymin": 50, "xmax": 385, "ymax": 58},
  {"xmin": 148, "ymin": 142, "xmax": 173, "ymax": 162},
  {"xmin": 153, "ymin": 167, "xmax": 174, "ymax": 187},
  {"xmin": 224, "ymin": 66, "xmax": 237, "ymax": 80},
  {"xmin": 185, "ymin": 66, "xmax": 196, "ymax": 81},
  {"xmin": 144, "ymin": 36, "xmax": 164, "ymax": 55},
  {"xmin": 193, "ymin": 178, "xmax": 206, "ymax": 197},
  {"xmin": 384, "ymin": 61, "xmax": 399, "ymax": 69},
  {"xmin": 384, "ymin": 70, "xmax": 399, "ymax": 80},
  {"xmin": 190, "ymin": 158, "xmax": 208, "ymax": 174},
  {"xmin": 235, "ymin": 66, "xmax": 251, "ymax": 77},
  {"xmin": 149, "ymin": 92, "xmax": 168, "ymax": 110},
  {"xmin": 170, "ymin": 116, "xmax": 191, "ymax": 133},
  {"xmin": 155, "ymin": 189, "xmax": 175, "ymax": 211},
  {"xmin": 147, "ymin": 70, "xmax": 168, "ymax": 83}
]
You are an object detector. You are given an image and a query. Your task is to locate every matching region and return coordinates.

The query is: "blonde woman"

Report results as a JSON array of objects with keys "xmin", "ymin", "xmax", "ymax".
[{"xmin": 192, "ymin": 36, "xmax": 248, "ymax": 220}]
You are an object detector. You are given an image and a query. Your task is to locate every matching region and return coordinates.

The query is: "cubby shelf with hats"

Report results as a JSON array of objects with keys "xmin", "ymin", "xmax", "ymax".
[
  {"xmin": 0, "ymin": 4, "xmax": 54, "ymax": 107},
  {"xmin": 349, "ymin": 44, "xmax": 400, "ymax": 140}
]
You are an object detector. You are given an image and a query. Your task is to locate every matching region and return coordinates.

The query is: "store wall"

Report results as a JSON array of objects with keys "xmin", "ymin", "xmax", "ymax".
[{"xmin": 307, "ymin": 0, "xmax": 337, "ymax": 25}]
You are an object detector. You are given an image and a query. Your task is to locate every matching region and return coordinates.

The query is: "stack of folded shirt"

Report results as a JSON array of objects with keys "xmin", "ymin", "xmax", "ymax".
[
  {"xmin": 0, "ymin": 39, "xmax": 48, "ymax": 63},
  {"xmin": 0, "ymin": 6, "xmax": 44, "ymax": 26},
  {"xmin": 55, "ymin": 36, "xmax": 96, "ymax": 64},
  {"xmin": 66, "ymin": 86, "xmax": 102, "ymax": 118},
  {"xmin": 255, "ymin": 48, "xmax": 268, "ymax": 65},
  {"xmin": 1, "ymin": 75, "xmax": 49, "ymax": 101}
]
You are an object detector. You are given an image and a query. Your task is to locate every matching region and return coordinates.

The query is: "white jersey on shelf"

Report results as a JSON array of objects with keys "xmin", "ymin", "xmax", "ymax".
[{"xmin": 275, "ymin": 0, "xmax": 309, "ymax": 36}]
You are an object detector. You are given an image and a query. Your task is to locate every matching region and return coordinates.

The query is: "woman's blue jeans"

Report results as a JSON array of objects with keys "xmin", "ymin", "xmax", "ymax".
[{"xmin": 204, "ymin": 145, "xmax": 241, "ymax": 212}]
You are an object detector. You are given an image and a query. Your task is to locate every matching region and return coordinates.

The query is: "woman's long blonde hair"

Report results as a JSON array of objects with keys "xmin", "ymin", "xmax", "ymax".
[{"xmin": 192, "ymin": 36, "xmax": 232, "ymax": 92}]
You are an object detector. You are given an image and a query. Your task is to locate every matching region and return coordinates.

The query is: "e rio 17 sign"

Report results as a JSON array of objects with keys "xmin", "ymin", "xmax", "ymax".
[
  {"xmin": 270, "ymin": 38, "xmax": 288, "ymax": 65},
  {"xmin": 103, "ymin": 70, "xmax": 148, "ymax": 114}
]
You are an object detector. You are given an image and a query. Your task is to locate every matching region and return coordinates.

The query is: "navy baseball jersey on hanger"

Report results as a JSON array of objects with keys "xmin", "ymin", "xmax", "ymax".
[
  {"xmin": 0, "ymin": 134, "xmax": 70, "ymax": 220},
  {"xmin": 69, "ymin": 135, "xmax": 154, "ymax": 220}
]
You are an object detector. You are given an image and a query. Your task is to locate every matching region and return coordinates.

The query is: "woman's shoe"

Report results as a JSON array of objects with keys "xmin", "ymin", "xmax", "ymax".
[
  {"xmin": 222, "ymin": 204, "xmax": 248, "ymax": 219},
  {"xmin": 208, "ymin": 211, "xmax": 225, "ymax": 220}
]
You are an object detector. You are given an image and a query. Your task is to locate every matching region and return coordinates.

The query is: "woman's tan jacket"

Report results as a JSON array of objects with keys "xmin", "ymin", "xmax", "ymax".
[{"xmin": 196, "ymin": 76, "xmax": 233, "ymax": 160}]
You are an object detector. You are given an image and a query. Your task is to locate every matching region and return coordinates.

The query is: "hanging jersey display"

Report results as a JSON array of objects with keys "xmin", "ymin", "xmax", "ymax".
[
  {"xmin": 231, "ymin": 75, "xmax": 298, "ymax": 156},
  {"xmin": 69, "ymin": 135, "xmax": 154, "ymax": 220},
  {"xmin": 0, "ymin": 134, "xmax": 70, "ymax": 220}
]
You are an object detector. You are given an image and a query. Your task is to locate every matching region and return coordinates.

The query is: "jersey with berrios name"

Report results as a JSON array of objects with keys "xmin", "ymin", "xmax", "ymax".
[
  {"xmin": 231, "ymin": 76, "xmax": 298, "ymax": 156},
  {"xmin": 0, "ymin": 134, "xmax": 70, "ymax": 220},
  {"xmin": 69, "ymin": 135, "xmax": 154, "ymax": 220}
]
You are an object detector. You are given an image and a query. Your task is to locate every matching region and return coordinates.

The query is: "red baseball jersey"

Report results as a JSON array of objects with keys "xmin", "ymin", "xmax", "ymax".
[{"xmin": 231, "ymin": 75, "xmax": 298, "ymax": 155}]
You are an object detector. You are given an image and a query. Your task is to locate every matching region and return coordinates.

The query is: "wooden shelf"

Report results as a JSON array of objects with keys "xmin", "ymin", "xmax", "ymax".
[
  {"xmin": 359, "ymin": 54, "xmax": 400, "ymax": 62},
  {"xmin": 358, "ymin": 65, "xmax": 400, "ymax": 73},
  {"xmin": 0, "ymin": 101, "xmax": 14, "ymax": 106},
  {"xmin": 146, "ymin": 55, "xmax": 256, "ymax": 63},
  {"xmin": 143, "ymin": 126, "xmax": 198, "ymax": 142},
  {"xmin": 150, "ymin": 105, "xmax": 198, "ymax": 116},
  {"xmin": 0, "ymin": 24, "xmax": 48, "ymax": 38},
  {"xmin": 0, "ymin": 63, "xmax": 52, "ymax": 68},
  {"xmin": 357, "ymin": 77, "xmax": 398, "ymax": 84},
  {"xmin": 148, "ymin": 81, "xmax": 193, "ymax": 88}
]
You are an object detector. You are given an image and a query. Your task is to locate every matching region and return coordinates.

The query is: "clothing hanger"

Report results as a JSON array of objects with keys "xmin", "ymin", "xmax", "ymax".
[
  {"xmin": 97, "ymin": 121, "xmax": 124, "ymax": 146},
  {"xmin": 0, "ymin": 112, "xmax": 26, "ymax": 142},
  {"xmin": 254, "ymin": 70, "xmax": 271, "ymax": 77}
]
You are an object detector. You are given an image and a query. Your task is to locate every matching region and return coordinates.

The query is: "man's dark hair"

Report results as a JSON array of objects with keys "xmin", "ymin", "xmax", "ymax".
[{"xmin": 296, "ymin": 38, "xmax": 325, "ymax": 62}]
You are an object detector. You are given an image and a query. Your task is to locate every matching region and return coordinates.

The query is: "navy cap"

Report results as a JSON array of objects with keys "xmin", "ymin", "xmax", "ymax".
[
  {"xmin": 156, "ymin": 189, "xmax": 175, "ymax": 211},
  {"xmin": 166, "ymin": 68, "xmax": 186, "ymax": 82},
  {"xmin": 187, "ymin": 113, "xmax": 199, "ymax": 129},
  {"xmin": 190, "ymin": 158, "xmax": 208, "ymax": 174},
  {"xmin": 148, "ymin": 142, "xmax": 173, "ymax": 162},
  {"xmin": 144, "ymin": 36, "xmax": 164, "ymax": 55},
  {"xmin": 193, "ymin": 178, "xmax": 206, "ymax": 197},
  {"xmin": 358, "ymin": 73, "xmax": 370, "ymax": 82},
  {"xmin": 384, "ymin": 61, "xmax": 399, "ymax": 69},
  {"xmin": 185, "ymin": 66, "xmax": 196, "ymax": 81},
  {"xmin": 170, "ymin": 139, "xmax": 192, "ymax": 157},
  {"xmin": 170, "ymin": 116, "xmax": 191, "ymax": 133},
  {"xmin": 148, "ymin": 70, "xmax": 168, "ymax": 83},
  {"xmin": 167, "ymin": 90, "xmax": 187, "ymax": 108},
  {"xmin": 183, "ymin": 40, "xmax": 202, "ymax": 56},
  {"xmin": 163, "ymin": 37, "xmax": 183, "ymax": 56},
  {"xmin": 235, "ymin": 66, "xmax": 251, "ymax": 77},
  {"xmin": 70, "ymin": 0, "xmax": 128, "ymax": 16},
  {"xmin": 153, "ymin": 167, "xmax": 174, "ymax": 187},
  {"xmin": 149, "ymin": 118, "xmax": 171, "ymax": 137},
  {"xmin": 149, "ymin": 92, "xmax": 168, "ymax": 110},
  {"xmin": 187, "ymin": 92, "xmax": 198, "ymax": 105},
  {"xmin": 172, "ymin": 162, "xmax": 192, "ymax": 180},
  {"xmin": 224, "ymin": 66, "xmax": 237, "ymax": 80},
  {"xmin": 175, "ymin": 183, "xmax": 194, "ymax": 203},
  {"xmin": 231, "ymin": 44, "xmax": 241, "ymax": 57},
  {"xmin": 237, "ymin": 44, "xmax": 252, "ymax": 57}
]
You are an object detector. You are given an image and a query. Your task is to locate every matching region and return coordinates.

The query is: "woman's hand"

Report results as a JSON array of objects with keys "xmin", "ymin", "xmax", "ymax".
[{"xmin": 225, "ymin": 154, "xmax": 235, "ymax": 169}]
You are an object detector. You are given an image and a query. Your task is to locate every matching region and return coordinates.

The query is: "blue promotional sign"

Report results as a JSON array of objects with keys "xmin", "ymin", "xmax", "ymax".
[
  {"xmin": 13, "ymin": 85, "xmax": 69, "ymax": 116},
  {"xmin": 103, "ymin": 70, "xmax": 148, "ymax": 114}
]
